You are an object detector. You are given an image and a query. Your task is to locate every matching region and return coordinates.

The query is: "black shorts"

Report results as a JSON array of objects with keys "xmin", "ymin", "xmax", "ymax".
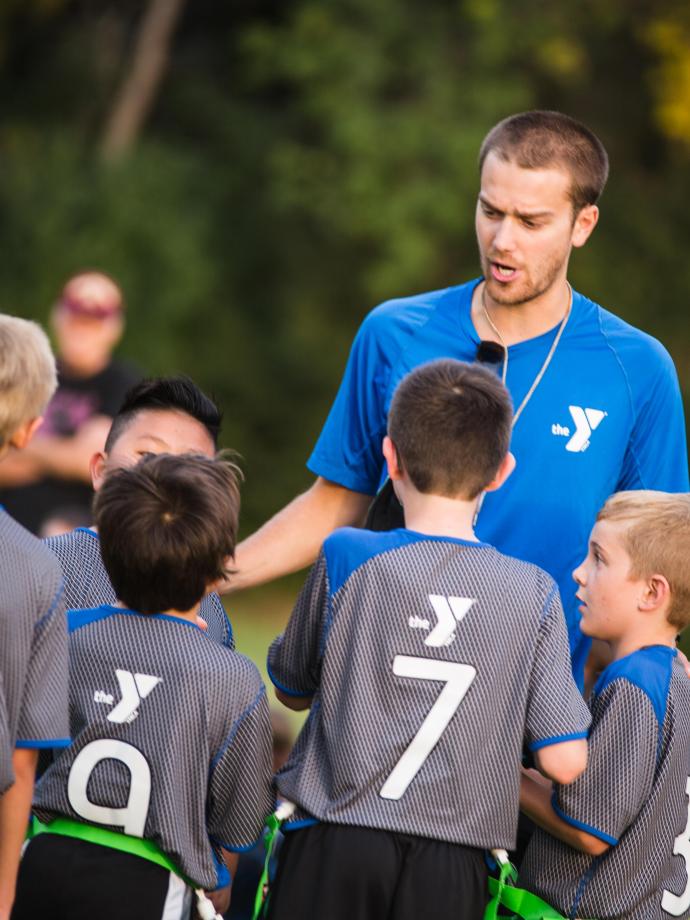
[
  {"xmin": 265, "ymin": 823, "xmax": 488, "ymax": 920},
  {"xmin": 11, "ymin": 834, "xmax": 193, "ymax": 920}
]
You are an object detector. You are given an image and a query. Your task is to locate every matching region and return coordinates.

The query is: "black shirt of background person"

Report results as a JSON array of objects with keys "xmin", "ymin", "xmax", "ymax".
[{"xmin": 0, "ymin": 360, "xmax": 140, "ymax": 534}]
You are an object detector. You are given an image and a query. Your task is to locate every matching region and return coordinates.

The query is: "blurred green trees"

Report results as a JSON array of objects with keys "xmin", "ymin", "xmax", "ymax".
[{"xmin": 1, "ymin": 0, "xmax": 690, "ymax": 532}]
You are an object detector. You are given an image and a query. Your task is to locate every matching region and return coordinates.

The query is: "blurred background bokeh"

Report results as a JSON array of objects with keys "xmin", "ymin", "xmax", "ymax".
[{"xmin": 2, "ymin": 0, "xmax": 690, "ymax": 655}]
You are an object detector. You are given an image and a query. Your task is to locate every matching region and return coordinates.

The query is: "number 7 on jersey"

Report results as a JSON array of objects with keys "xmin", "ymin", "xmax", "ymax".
[{"xmin": 380, "ymin": 655, "xmax": 476, "ymax": 801}]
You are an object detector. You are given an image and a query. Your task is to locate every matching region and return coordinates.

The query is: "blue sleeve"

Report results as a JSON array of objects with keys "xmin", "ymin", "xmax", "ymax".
[
  {"xmin": 617, "ymin": 343, "xmax": 689, "ymax": 491},
  {"xmin": 306, "ymin": 309, "xmax": 395, "ymax": 495}
]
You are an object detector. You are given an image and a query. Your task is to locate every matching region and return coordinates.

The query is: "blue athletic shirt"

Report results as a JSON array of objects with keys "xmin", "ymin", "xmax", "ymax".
[{"xmin": 307, "ymin": 280, "xmax": 689, "ymax": 686}]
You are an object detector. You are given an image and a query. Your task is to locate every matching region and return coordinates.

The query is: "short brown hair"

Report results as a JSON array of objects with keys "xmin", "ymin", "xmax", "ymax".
[
  {"xmin": 93, "ymin": 452, "xmax": 241, "ymax": 614},
  {"xmin": 479, "ymin": 111, "xmax": 609, "ymax": 213},
  {"xmin": 597, "ymin": 491, "xmax": 690, "ymax": 632},
  {"xmin": 0, "ymin": 314, "xmax": 57, "ymax": 447},
  {"xmin": 387, "ymin": 359, "xmax": 512, "ymax": 500}
]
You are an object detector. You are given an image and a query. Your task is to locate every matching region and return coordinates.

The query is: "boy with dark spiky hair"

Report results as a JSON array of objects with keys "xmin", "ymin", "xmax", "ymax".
[
  {"xmin": 14, "ymin": 454, "xmax": 274, "ymax": 920},
  {"xmin": 44, "ymin": 375, "xmax": 234, "ymax": 648},
  {"xmin": 266, "ymin": 359, "xmax": 590, "ymax": 920}
]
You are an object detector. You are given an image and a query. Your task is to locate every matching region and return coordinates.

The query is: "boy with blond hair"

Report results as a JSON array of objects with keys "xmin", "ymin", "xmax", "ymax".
[
  {"xmin": 266, "ymin": 359, "xmax": 590, "ymax": 920},
  {"xmin": 520, "ymin": 491, "xmax": 690, "ymax": 920},
  {"xmin": 0, "ymin": 315, "xmax": 70, "ymax": 919}
]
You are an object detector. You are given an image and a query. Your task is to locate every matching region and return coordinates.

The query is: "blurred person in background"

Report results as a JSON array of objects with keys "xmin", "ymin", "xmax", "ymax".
[{"xmin": 0, "ymin": 272, "xmax": 141, "ymax": 535}]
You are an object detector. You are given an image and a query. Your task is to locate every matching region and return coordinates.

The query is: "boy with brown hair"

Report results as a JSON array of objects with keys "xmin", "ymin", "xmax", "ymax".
[
  {"xmin": 520, "ymin": 491, "xmax": 690, "ymax": 920},
  {"xmin": 12, "ymin": 453, "xmax": 274, "ymax": 920},
  {"xmin": 265, "ymin": 358, "xmax": 590, "ymax": 920},
  {"xmin": 0, "ymin": 315, "xmax": 70, "ymax": 920}
]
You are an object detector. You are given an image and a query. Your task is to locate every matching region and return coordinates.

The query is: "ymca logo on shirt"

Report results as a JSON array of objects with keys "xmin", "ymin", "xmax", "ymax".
[
  {"xmin": 408, "ymin": 595, "xmax": 475, "ymax": 647},
  {"xmin": 551, "ymin": 406, "xmax": 607, "ymax": 452},
  {"xmin": 93, "ymin": 669, "xmax": 162, "ymax": 724}
]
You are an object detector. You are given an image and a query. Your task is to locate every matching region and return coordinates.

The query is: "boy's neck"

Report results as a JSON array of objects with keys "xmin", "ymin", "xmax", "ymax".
[
  {"xmin": 115, "ymin": 599, "xmax": 203, "ymax": 625},
  {"xmin": 402, "ymin": 490, "xmax": 479, "ymax": 542},
  {"xmin": 607, "ymin": 623, "xmax": 678, "ymax": 662}
]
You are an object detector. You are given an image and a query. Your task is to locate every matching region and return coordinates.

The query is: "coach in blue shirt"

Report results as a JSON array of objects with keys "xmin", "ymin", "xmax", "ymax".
[{"xmin": 234, "ymin": 111, "xmax": 689, "ymax": 688}]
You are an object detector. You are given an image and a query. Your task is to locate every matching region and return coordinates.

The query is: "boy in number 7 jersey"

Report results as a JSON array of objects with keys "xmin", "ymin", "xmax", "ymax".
[
  {"xmin": 12, "ymin": 454, "xmax": 274, "ymax": 920},
  {"xmin": 265, "ymin": 359, "xmax": 591, "ymax": 920}
]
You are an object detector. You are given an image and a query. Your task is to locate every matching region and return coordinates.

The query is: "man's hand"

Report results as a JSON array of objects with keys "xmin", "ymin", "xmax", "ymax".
[{"xmin": 226, "ymin": 477, "xmax": 371, "ymax": 593}]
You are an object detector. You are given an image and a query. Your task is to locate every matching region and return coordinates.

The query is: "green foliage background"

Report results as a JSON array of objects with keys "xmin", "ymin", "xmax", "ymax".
[{"xmin": 2, "ymin": 0, "xmax": 690, "ymax": 573}]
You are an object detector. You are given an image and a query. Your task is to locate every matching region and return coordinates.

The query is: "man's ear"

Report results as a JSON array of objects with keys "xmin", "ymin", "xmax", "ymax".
[
  {"xmin": 484, "ymin": 451, "xmax": 516, "ymax": 493},
  {"xmin": 90, "ymin": 452, "xmax": 107, "ymax": 492},
  {"xmin": 8, "ymin": 416, "xmax": 44, "ymax": 450},
  {"xmin": 639, "ymin": 574, "xmax": 671, "ymax": 614},
  {"xmin": 571, "ymin": 204, "xmax": 599, "ymax": 249},
  {"xmin": 383, "ymin": 435, "xmax": 404, "ymax": 482}
]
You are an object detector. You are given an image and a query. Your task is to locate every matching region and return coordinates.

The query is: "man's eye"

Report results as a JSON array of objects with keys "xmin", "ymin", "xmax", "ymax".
[{"xmin": 137, "ymin": 450, "xmax": 155, "ymax": 459}]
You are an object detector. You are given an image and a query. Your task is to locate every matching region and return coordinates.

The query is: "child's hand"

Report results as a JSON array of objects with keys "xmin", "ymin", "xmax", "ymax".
[{"xmin": 201, "ymin": 884, "xmax": 231, "ymax": 916}]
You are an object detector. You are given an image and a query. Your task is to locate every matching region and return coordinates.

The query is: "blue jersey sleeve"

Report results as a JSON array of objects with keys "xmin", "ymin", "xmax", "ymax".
[
  {"xmin": 616, "ymin": 339, "xmax": 689, "ymax": 491},
  {"xmin": 307, "ymin": 308, "xmax": 398, "ymax": 495}
]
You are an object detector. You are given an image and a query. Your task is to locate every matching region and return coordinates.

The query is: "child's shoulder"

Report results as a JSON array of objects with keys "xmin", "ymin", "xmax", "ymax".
[
  {"xmin": 321, "ymin": 526, "xmax": 556, "ymax": 601},
  {"xmin": 593, "ymin": 645, "xmax": 679, "ymax": 725},
  {"xmin": 68, "ymin": 605, "xmax": 264, "ymax": 704},
  {"xmin": 0, "ymin": 508, "xmax": 61, "ymax": 595},
  {"xmin": 43, "ymin": 526, "xmax": 100, "ymax": 565}
]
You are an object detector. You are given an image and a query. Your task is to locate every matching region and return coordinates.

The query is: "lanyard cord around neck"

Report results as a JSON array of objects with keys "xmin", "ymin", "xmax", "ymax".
[{"xmin": 481, "ymin": 282, "xmax": 572, "ymax": 427}]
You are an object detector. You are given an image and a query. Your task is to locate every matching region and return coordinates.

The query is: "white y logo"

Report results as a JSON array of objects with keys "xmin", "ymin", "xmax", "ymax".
[
  {"xmin": 424, "ymin": 595, "xmax": 475, "ymax": 647},
  {"xmin": 565, "ymin": 406, "xmax": 606, "ymax": 453},
  {"xmin": 107, "ymin": 670, "xmax": 162, "ymax": 724}
]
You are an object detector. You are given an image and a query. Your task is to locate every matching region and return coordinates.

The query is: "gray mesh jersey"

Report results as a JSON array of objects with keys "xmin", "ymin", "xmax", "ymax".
[
  {"xmin": 267, "ymin": 527, "xmax": 590, "ymax": 848},
  {"xmin": 44, "ymin": 527, "xmax": 234, "ymax": 649},
  {"xmin": 34, "ymin": 604, "xmax": 274, "ymax": 889},
  {"xmin": 0, "ymin": 509, "xmax": 70, "ymax": 752},
  {"xmin": 522, "ymin": 646, "xmax": 690, "ymax": 920}
]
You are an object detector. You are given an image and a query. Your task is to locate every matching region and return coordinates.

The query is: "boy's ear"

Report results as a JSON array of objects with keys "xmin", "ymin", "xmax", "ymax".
[
  {"xmin": 8, "ymin": 416, "xmax": 44, "ymax": 450},
  {"xmin": 90, "ymin": 451, "xmax": 108, "ymax": 492},
  {"xmin": 383, "ymin": 436, "xmax": 404, "ymax": 481},
  {"xmin": 639, "ymin": 574, "xmax": 671, "ymax": 614},
  {"xmin": 484, "ymin": 451, "xmax": 516, "ymax": 493}
]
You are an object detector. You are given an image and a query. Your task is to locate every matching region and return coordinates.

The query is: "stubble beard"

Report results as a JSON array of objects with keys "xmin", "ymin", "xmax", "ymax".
[{"xmin": 479, "ymin": 248, "xmax": 569, "ymax": 309}]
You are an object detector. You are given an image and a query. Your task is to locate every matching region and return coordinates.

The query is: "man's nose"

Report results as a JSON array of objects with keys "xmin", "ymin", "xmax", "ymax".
[{"xmin": 491, "ymin": 217, "xmax": 517, "ymax": 253}]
